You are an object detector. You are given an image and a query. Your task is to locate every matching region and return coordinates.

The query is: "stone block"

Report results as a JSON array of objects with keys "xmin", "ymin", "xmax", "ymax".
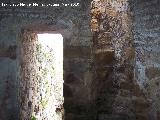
[
  {"xmin": 95, "ymin": 49, "xmax": 114, "ymax": 65},
  {"xmin": 112, "ymin": 96, "xmax": 133, "ymax": 114},
  {"xmin": 96, "ymin": 67, "xmax": 113, "ymax": 79},
  {"xmin": 119, "ymin": 89, "xmax": 132, "ymax": 97},
  {"xmin": 132, "ymin": 84, "xmax": 144, "ymax": 97},
  {"xmin": 90, "ymin": 18, "xmax": 99, "ymax": 31},
  {"xmin": 145, "ymin": 67, "xmax": 160, "ymax": 80},
  {"xmin": 64, "ymin": 100, "xmax": 89, "ymax": 114},
  {"xmin": 132, "ymin": 97, "xmax": 149, "ymax": 113},
  {"xmin": 0, "ymin": 45, "xmax": 17, "ymax": 59},
  {"xmin": 124, "ymin": 47, "xmax": 135, "ymax": 61}
]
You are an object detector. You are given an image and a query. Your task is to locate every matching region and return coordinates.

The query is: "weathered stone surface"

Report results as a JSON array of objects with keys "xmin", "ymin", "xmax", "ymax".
[
  {"xmin": 145, "ymin": 67, "xmax": 160, "ymax": 80},
  {"xmin": 91, "ymin": 0, "xmax": 150, "ymax": 119},
  {"xmin": 95, "ymin": 49, "xmax": 114, "ymax": 65},
  {"xmin": 132, "ymin": 0, "xmax": 160, "ymax": 118},
  {"xmin": 96, "ymin": 67, "xmax": 113, "ymax": 79},
  {"xmin": 64, "ymin": 46, "xmax": 91, "ymax": 59},
  {"xmin": 65, "ymin": 73, "xmax": 79, "ymax": 84},
  {"xmin": 0, "ymin": 0, "xmax": 93, "ymax": 119},
  {"xmin": 0, "ymin": 45, "xmax": 17, "ymax": 59},
  {"xmin": 63, "ymin": 84, "xmax": 73, "ymax": 97},
  {"xmin": 0, "ymin": 0, "xmax": 159, "ymax": 119}
]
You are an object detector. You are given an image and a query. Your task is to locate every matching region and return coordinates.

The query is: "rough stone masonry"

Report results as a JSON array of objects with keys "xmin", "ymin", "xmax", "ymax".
[
  {"xmin": 0, "ymin": 0, "xmax": 160, "ymax": 120},
  {"xmin": 90, "ymin": 0, "xmax": 152, "ymax": 120}
]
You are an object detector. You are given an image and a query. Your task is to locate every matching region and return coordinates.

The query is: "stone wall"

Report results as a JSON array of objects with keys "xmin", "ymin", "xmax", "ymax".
[
  {"xmin": 0, "ymin": 0, "xmax": 93, "ymax": 119},
  {"xmin": 0, "ymin": 0, "xmax": 160, "ymax": 120},
  {"xmin": 90, "ymin": 0, "xmax": 150, "ymax": 120},
  {"xmin": 131, "ymin": 0, "xmax": 160, "ymax": 119}
]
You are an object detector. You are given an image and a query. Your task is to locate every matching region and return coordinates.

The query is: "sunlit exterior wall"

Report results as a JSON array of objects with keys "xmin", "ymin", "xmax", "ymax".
[
  {"xmin": 36, "ymin": 34, "xmax": 64, "ymax": 120},
  {"xmin": 20, "ymin": 32, "xmax": 63, "ymax": 120}
]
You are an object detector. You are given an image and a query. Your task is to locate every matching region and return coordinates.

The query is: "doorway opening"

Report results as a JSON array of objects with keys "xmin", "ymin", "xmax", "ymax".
[
  {"xmin": 20, "ymin": 32, "xmax": 64, "ymax": 120},
  {"xmin": 36, "ymin": 34, "xmax": 64, "ymax": 120}
]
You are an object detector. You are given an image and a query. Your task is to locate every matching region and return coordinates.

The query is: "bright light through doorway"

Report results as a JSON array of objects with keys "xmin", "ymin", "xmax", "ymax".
[{"xmin": 35, "ymin": 34, "xmax": 64, "ymax": 120}]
